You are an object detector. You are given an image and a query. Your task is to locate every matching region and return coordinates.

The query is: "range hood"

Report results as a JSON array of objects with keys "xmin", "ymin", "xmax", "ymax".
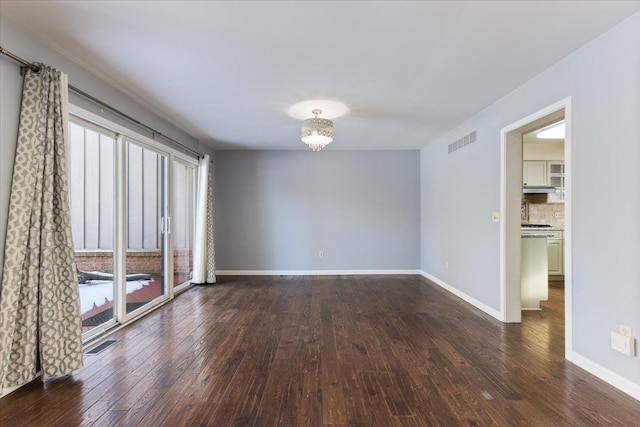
[{"xmin": 523, "ymin": 186, "xmax": 556, "ymax": 194}]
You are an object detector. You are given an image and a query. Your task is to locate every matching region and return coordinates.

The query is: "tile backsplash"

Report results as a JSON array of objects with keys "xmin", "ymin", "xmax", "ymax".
[{"xmin": 527, "ymin": 202, "xmax": 564, "ymax": 226}]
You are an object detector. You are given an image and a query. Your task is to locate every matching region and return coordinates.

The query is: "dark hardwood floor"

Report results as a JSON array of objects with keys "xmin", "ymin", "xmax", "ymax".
[{"xmin": 1, "ymin": 275, "xmax": 639, "ymax": 426}]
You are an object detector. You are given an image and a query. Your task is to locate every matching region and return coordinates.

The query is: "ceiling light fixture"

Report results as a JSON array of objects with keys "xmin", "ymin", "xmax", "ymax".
[
  {"xmin": 536, "ymin": 121, "xmax": 565, "ymax": 139},
  {"xmin": 301, "ymin": 109, "xmax": 334, "ymax": 151}
]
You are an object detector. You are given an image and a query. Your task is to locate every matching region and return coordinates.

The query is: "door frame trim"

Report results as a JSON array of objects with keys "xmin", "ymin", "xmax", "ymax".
[{"xmin": 499, "ymin": 97, "xmax": 572, "ymax": 356}]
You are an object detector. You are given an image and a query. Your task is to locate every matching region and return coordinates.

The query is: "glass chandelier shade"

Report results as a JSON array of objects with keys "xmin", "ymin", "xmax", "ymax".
[{"xmin": 301, "ymin": 109, "xmax": 334, "ymax": 151}]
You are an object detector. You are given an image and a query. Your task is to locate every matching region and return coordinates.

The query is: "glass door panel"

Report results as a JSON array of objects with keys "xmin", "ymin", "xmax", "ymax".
[
  {"xmin": 68, "ymin": 120, "xmax": 116, "ymax": 335},
  {"xmin": 125, "ymin": 140, "xmax": 168, "ymax": 314},
  {"xmin": 172, "ymin": 160, "xmax": 197, "ymax": 289},
  {"xmin": 70, "ymin": 106, "xmax": 201, "ymax": 341}
]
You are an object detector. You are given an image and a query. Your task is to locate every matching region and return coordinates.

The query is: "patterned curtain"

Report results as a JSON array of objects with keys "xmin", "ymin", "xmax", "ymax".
[
  {"xmin": 192, "ymin": 154, "xmax": 216, "ymax": 284},
  {"xmin": 0, "ymin": 64, "xmax": 83, "ymax": 391}
]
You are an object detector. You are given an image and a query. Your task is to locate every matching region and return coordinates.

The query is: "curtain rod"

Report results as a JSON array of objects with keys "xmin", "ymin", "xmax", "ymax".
[
  {"xmin": 0, "ymin": 45, "xmax": 203, "ymax": 158},
  {"xmin": 0, "ymin": 45, "xmax": 40, "ymax": 72},
  {"xmin": 68, "ymin": 85, "xmax": 202, "ymax": 158}
]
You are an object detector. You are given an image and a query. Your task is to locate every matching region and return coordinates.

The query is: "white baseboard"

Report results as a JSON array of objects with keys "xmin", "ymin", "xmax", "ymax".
[
  {"xmin": 420, "ymin": 269, "xmax": 640, "ymax": 401},
  {"xmin": 567, "ymin": 351, "xmax": 640, "ymax": 401},
  {"xmin": 216, "ymin": 269, "xmax": 421, "ymax": 276},
  {"xmin": 419, "ymin": 270, "xmax": 502, "ymax": 321}
]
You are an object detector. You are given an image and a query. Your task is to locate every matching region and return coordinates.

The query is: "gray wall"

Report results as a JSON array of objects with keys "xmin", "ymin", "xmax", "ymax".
[
  {"xmin": 215, "ymin": 151, "xmax": 420, "ymax": 271},
  {"xmin": 421, "ymin": 12, "xmax": 640, "ymax": 384},
  {"xmin": 0, "ymin": 17, "xmax": 212, "ymax": 283}
]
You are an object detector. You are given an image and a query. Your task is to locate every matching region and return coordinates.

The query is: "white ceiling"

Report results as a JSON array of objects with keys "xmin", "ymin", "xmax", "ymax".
[{"xmin": 2, "ymin": 1, "xmax": 639, "ymax": 150}]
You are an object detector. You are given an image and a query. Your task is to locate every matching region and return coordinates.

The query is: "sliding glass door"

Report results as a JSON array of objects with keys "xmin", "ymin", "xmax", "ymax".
[
  {"xmin": 68, "ymin": 119, "xmax": 117, "ymax": 336},
  {"xmin": 172, "ymin": 159, "xmax": 197, "ymax": 291},
  {"xmin": 124, "ymin": 140, "xmax": 169, "ymax": 316},
  {"xmin": 69, "ymin": 109, "xmax": 198, "ymax": 340}
]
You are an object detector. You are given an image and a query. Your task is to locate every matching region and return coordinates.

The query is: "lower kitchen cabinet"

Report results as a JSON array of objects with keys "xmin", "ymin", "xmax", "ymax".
[{"xmin": 547, "ymin": 238, "xmax": 563, "ymax": 275}]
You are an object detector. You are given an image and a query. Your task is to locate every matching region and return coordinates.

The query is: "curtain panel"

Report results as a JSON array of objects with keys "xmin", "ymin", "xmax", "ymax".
[
  {"xmin": 0, "ymin": 64, "xmax": 83, "ymax": 390},
  {"xmin": 192, "ymin": 155, "xmax": 216, "ymax": 284}
]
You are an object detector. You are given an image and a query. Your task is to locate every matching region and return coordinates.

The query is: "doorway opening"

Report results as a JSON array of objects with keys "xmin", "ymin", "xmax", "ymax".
[{"xmin": 500, "ymin": 97, "xmax": 572, "ymax": 357}]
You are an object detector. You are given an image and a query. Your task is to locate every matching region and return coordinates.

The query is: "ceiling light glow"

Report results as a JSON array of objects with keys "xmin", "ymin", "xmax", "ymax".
[
  {"xmin": 288, "ymin": 100, "xmax": 348, "ymax": 120},
  {"xmin": 536, "ymin": 121, "xmax": 565, "ymax": 139}
]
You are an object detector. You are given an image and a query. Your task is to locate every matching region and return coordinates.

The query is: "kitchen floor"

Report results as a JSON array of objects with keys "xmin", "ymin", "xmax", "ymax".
[{"xmin": 521, "ymin": 279, "xmax": 565, "ymax": 359}]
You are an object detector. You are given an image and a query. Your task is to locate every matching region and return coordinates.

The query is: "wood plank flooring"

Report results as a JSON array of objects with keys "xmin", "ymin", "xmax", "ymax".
[{"xmin": 1, "ymin": 275, "xmax": 639, "ymax": 426}]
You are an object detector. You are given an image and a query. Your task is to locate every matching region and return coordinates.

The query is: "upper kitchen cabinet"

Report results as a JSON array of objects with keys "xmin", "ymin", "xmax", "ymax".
[
  {"xmin": 523, "ymin": 160, "xmax": 565, "ymax": 202},
  {"xmin": 523, "ymin": 122, "xmax": 565, "ymax": 202},
  {"xmin": 523, "ymin": 161, "xmax": 548, "ymax": 187},
  {"xmin": 548, "ymin": 161, "xmax": 565, "ymax": 202}
]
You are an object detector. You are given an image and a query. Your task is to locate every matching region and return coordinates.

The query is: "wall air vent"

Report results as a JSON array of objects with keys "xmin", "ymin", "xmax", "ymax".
[{"xmin": 448, "ymin": 131, "xmax": 477, "ymax": 154}]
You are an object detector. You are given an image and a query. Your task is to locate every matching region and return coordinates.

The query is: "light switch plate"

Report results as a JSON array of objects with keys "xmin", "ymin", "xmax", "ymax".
[{"xmin": 491, "ymin": 212, "xmax": 499, "ymax": 223}]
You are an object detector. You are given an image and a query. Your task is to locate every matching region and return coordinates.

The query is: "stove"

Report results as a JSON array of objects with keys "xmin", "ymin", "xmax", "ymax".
[{"xmin": 521, "ymin": 224, "xmax": 561, "ymax": 239}]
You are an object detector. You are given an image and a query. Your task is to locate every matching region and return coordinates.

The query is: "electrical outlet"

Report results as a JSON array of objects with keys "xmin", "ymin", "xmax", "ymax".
[
  {"xmin": 554, "ymin": 212, "xmax": 562, "ymax": 218},
  {"xmin": 319, "ymin": 251, "xmax": 324, "ymax": 258},
  {"xmin": 612, "ymin": 331, "xmax": 635, "ymax": 356},
  {"xmin": 620, "ymin": 325, "xmax": 633, "ymax": 337},
  {"xmin": 444, "ymin": 260, "xmax": 449, "ymax": 269}
]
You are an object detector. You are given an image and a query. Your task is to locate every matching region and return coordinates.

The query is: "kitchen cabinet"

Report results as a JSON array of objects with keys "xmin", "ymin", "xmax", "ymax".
[
  {"xmin": 523, "ymin": 161, "xmax": 547, "ymax": 186},
  {"xmin": 523, "ymin": 160, "xmax": 565, "ymax": 203},
  {"xmin": 547, "ymin": 162, "xmax": 565, "ymax": 202},
  {"xmin": 547, "ymin": 238, "xmax": 563, "ymax": 275},
  {"xmin": 522, "ymin": 229, "xmax": 564, "ymax": 276},
  {"xmin": 545, "ymin": 230, "xmax": 563, "ymax": 276}
]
